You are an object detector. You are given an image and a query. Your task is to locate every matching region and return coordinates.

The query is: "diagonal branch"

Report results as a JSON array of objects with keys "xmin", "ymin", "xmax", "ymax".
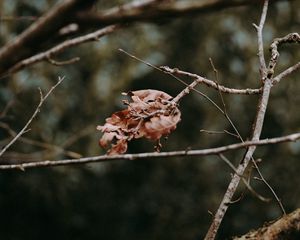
[
  {"xmin": 0, "ymin": 132, "xmax": 299, "ymax": 170},
  {"xmin": 205, "ymin": 1, "xmax": 270, "ymax": 239},
  {"xmin": 273, "ymin": 61, "xmax": 300, "ymax": 84},
  {"xmin": 6, "ymin": 25, "xmax": 119, "ymax": 75},
  {"xmin": 0, "ymin": 0, "xmax": 96, "ymax": 76},
  {"xmin": 205, "ymin": 6, "xmax": 300, "ymax": 240},
  {"xmin": 252, "ymin": 0, "xmax": 269, "ymax": 74},
  {"xmin": 0, "ymin": 0, "xmax": 285, "ymax": 78},
  {"xmin": 161, "ymin": 66, "xmax": 262, "ymax": 95},
  {"xmin": 233, "ymin": 208, "xmax": 300, "ymax": 239},
  {"xmin": 0, "ymin": 76, "xmax": 65, "ymax": 158}
]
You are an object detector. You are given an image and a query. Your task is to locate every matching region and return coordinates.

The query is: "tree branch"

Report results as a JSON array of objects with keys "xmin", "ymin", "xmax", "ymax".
[
  {"xmin": 0, "ymin": 0, "xmax": 96, "ymax": 76},
  {"xmin": 6, "ymin": 25, "xmax": 118, "ymax": 74},
  {"xmin": 252, "ymin": 0, "xmax": 268, "ymax": 75},
  {"xmin": 75, "ymin": 0, "xmax": 284, "ymax": 28},
  {"xmin": 205, "ymin": 5, "xmax": 300, "ymax": 240},
  {"xmin": 161, "ymin": 66, "xmax": 262, "ymax": 95},
  {"xmin": 205, "ymin": 1, "xmax": 270, "ymax": 239},
  {"xmin": 0, "ymin": 76, "xmax": 64, "ymax": 158},
  {"xmin": 233, "ymin": 208, "xmax": 300, "ymax": 239},
  {"xmin": 0, "ymin": 132, "xmax": 299, "ymax": 170},
  {"xmin": 0, "ymin": 0, "xmax": 285, "ymax": 78},
  {"xmin": 273, "ymin": 61, "xmax": 300, "ymax": 84}
]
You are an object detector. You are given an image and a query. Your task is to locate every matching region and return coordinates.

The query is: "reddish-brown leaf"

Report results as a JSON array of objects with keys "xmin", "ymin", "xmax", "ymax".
[{"xmin": 97, "ymin": 89, "xmax": 181, "ymax": 155}]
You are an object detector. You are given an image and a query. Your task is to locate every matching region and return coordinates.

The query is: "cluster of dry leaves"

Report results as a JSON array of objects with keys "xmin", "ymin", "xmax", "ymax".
[{"xmin": 97, "ymin": 89, "xmax": 181, "ymax": 155}]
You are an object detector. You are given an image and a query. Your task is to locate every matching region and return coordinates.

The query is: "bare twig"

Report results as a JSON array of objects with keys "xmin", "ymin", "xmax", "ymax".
[
  {"xmin": 119, "ymin": 48, "xmax": 202, "ymax": 97},
  {"xmin": 252, "ymin": 161, "xmax": 286, "ymax": 215},
  {"xmin": 0, "ymin": 132, "xmax": 299, "ymax": 170},
  {"xmin": 218, "ymin": 154, "xmax": 270, "ymax": 202},
  {"xmin": 119, "ymin": 48, "xmax": 233, "ymax": 121},
  {"xmin": 160, "ymin": 66, "xmax": 262, "ymax": 95},
  {"xmin": 205, "ymin": 3, "xmax": 300, "ymax": 239},
  {"xmin": 46, "ymin": 56, "xmax": 80, "ymax": 66},
  {"xmin": 267, "ymin": 33, "xmax": 300, "ymax": 81},
  {"xmin": 273, "ymin": 61, "xmax": 300, "ymax": 84},
  {"xmin": 0, "ymin": 99, "xmax": 14, "ymax": 119},
  {"xmin": 200, "ymin": 129, "xmax": 240, "ymax": 139},
  {"xmin": 0, "ymin": 121, "xmax": 82, "ymax": 160},
  {"xmin": 0, "ymin": 76, "xmax": 65, "ymax": 157},
  {"xmin": 252, "ymin": 0, "xmax": 268, "ymax": 75},
  {"xmin": 7, "ymin": 25, "xmax": 118, "ymax": 74}
]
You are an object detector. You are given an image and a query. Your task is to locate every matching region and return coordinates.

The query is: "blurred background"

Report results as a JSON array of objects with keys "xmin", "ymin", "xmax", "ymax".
[{"xmin": 0, "ymin": 0, "xmax": 299, "ymax": 239}]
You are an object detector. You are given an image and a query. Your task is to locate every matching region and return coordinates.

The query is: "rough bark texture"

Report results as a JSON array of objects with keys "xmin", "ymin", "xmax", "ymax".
[{"xmin": 233, "ymin": 208, "xmax": 300, "ymax": 240}]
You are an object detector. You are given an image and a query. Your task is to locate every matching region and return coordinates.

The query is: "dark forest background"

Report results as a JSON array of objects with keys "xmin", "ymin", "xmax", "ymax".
[{"xmin": 0, "ymin": 0, "xmax": 299, "ymax": 239}]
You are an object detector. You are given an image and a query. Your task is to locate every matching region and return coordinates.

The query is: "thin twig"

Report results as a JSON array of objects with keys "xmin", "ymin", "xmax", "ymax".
[
  {"xmin": 0, "ymin": 99, "xmax": 14, "ymax": 119},
  {"xmin": 252, "ymin": 161, "xmax": 286, "ymax": 214},
  {"xmin": 0, "ymin": 132, "xmax": 299, "ymax": 170},
  {"xmin": 161, "ymin": 66, "xmax": 262, "ymax": 95},
  {"xmin": 252, "ymin": 0, "xmax": 268, "ymax": 75},
  {"xmin": 0, "ymin": 122, "xmax": 82, "ymax": 160},
  {"xmin": 119, "ymin": 48, "xmax": 193, "ymax": 88},
  {"xmin": 200, "ymin": 129, "xmax": 240, "ymax": 139},
  {"xmin": 218, "ymin": 154, "xmax": 270, "ymax": 202},
  {"xmin": 0, "ymin": 76, "xmax": 65, "ymax": 157},
  {"xmin": 272, "ymin": 61, "xmax": 300, "ymax": 84},
  {"xmin": 46, "ymin": 56, "xmax": 80, "ymax": 66},
  {"xmin": 118, "ymin": 49, "xmax": 227, "ymax": 111}
]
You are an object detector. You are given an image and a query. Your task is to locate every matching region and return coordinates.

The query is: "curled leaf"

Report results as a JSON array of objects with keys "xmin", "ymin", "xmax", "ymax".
[{"xmin": 97, "ymin": 89, "xmax": 181, "ymax": 155}]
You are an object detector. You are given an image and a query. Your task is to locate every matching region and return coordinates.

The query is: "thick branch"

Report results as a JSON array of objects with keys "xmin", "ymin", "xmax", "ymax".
[
  {"xmin": 0, "ymin": 0, "xmax": 96, "ymax": 76},
  {"xmin": 0, "ymin": 0, "xmax": 285, "ymax": 77},
  {"xmin": 253, "ymin": 0, "xmax": 268, "ymax": 74},
  {"xmin": 0, "ymin": 133, "xmax": 299, "ymax": 170},
  {"xmin": 7, "ymin": 25, "xmax": 118, "ymax": 74},
  {"xmin": 233, "ymin": 208, "xmax": 300, "ymax": 239},
  {"xmin": 75, "ymin": 0, "xmax": 284, "ymax": 28}
]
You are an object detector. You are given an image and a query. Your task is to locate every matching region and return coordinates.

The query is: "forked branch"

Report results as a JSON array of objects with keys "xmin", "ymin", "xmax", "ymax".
[{"xmin": 205, "ymin": 2, "xmax": 300, "ymax": 239}]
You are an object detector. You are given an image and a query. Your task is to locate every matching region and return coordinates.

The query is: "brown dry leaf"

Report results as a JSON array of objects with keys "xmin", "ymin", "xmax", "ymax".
[{"xmin": 97, "ymin": 89, "xmax": 181, "ymax": 155}]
